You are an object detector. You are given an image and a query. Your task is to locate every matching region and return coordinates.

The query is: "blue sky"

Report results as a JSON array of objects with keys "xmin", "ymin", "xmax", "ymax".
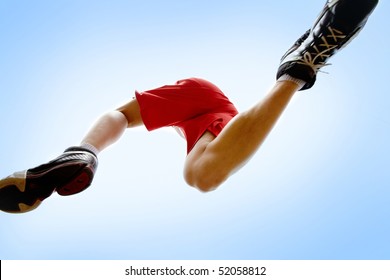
[{"xmin": 0, "ymin": 0, "xmax": 389, "ymax": 260}]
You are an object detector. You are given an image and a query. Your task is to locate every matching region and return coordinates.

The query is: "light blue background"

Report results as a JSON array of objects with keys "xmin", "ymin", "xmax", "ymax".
[{"xmin": 0, "ymin": 0, "xmax": 389, "ymax": 260}]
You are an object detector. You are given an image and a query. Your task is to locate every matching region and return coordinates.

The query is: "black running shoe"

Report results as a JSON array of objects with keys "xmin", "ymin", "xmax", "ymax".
[
  {"xmin": 277, "ymin": 0, "xmax": 378, "ymax": 90},
  {"xmin": 0, "ymin": 147, "xmax": 98, "ymax": 214}
]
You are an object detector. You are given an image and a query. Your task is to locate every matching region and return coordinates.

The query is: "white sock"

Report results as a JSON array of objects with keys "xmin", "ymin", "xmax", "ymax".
[
  {"xmin": 80, "ymin": 142, "xmax": 100, "ymax": 156},
  {"xmin": 277, "ymin": 74, "xmax": 306, "ymax": 90}
]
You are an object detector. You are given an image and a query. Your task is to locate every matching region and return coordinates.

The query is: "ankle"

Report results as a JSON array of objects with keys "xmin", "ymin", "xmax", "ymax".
[
  {"xmin": 79, "ymin": 143, "xmax": 100, "ymax": 156},
  {"xmin": 277, "ymin": 74, "xmax": 306, "ymax": 91}
]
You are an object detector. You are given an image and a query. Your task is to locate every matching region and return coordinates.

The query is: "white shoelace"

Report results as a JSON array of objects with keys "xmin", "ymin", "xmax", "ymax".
[{"xmin": 297, "ymin": 27, "xmax": 346, "ymax": 72}]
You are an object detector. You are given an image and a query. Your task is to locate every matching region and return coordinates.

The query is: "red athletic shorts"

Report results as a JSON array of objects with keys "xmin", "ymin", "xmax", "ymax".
[{"xmin": 135, "ymin": 78, "xmax": 239, "ymax": 153}]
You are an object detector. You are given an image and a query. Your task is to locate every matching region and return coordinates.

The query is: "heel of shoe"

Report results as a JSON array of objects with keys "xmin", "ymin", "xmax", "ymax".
[{"xmin": 56, "ymin": 166, "xmax": 94, "ymax": 196}]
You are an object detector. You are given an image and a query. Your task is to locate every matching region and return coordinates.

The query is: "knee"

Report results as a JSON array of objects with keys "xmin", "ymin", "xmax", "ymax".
[{"xmin": 184, "ymin": 166, "xmax": 228, "ymax": 193}]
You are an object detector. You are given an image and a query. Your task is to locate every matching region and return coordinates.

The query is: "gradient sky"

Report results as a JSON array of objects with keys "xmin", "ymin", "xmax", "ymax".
[{"xmin": 1, "ymin": 0, "xmax": 389, "ymax": 260}]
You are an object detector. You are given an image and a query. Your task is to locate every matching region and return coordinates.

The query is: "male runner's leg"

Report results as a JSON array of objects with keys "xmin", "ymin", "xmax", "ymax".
[{"xmin": 184, "ymin": 0, "xmax": 378, "ymax": 192}]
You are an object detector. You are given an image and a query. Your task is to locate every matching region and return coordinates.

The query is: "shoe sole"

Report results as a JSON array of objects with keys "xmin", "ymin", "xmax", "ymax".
[
  {"xmin": 0, "ymin": 160, "xmax": 94, "ymax": 213},
  {"xmin": 55, "ymin": 163, "xmax": 94, "ymax": 196},
  {"xmin": 26, "ymin": 159, "xmax": 95, "ymax": 196},
  {"xmin": 0, "ymin": 172, "xmax": 43, "ymax": 213}
]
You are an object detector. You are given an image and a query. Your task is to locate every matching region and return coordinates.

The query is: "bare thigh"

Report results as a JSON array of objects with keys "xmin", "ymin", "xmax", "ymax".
[
  {"xmin": 186, "ymin": 131, "xmax": 216, "ymax": 163},
  {"xmin": 116, "ymin": 99, "xmax": 144, "ymax": 128},
  {"xmin": 183, "ymin": 131, "xmax": 220, "ymax": 189}
]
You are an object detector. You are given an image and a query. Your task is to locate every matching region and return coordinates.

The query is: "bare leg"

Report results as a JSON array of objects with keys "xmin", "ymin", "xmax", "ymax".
[
  {"xmin": 81, "ymin": 99, "xmax": 143, "ymax": 153},
  {"xmin": 183, "ymin": 0, "xmax": 379, "ymax": 192},
  {"xmin": 184, "ymin": 80, "xmax": 300, "ymax": 191}
]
